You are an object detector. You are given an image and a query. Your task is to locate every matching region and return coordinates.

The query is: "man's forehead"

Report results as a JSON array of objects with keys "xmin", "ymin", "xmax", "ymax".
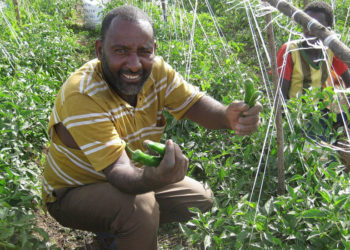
[{"xmin": 109, "ymin": 17, "xmax": 153, "ymax": 35}]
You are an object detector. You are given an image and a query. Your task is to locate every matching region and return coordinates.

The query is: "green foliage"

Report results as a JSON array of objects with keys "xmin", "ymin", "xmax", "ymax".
[
  {"xmin": 179, "ymin": 88, "xmax": 350, "ymax": 249},
  {"xmin": 0, "ymin": 0, "xmax": 88, "ymax": 247},
  {"xmin": 1, "ymin": 0, "xmax": 349, "ymax": 248}
]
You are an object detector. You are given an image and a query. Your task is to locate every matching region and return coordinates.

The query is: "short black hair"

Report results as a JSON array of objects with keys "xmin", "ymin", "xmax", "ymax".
[
  {"xmin": 100, "ymin": 5, "xmax": 154, "ymax": 42},
  {"xmin": 304, "ymin": 1, "xmax": 334, "ymax": 27}
]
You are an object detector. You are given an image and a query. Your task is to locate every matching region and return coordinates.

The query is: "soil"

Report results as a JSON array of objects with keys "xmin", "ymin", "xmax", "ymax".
[
  {"xmin": 34, "ymin": 208, "xmax": 189, "ymax": 249},
  {"xmin": 35, "ymin": 209, "xmax": 98, "ymax": 249}
]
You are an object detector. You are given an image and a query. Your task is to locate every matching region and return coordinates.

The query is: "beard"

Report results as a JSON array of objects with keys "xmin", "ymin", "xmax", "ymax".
[{"xmin": 101, "ymin": 53, "xmax": 152, "ymax": 97}]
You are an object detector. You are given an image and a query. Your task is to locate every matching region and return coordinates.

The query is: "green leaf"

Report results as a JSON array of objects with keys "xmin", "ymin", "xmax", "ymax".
[
  {"xmin": 226, "ymin": 205, "xmax": 233, "ymax": 216},
  {"xmin": 264, "ymin": 197, "xmax": 274, "ymax": 215},
  {"xmin": 301, "ymin": 209, "xmax": 326, "ymax": 218},
  {"xmin": 263, "ymin": 232, "xmax": 282, "ymax": 246},
  {"xmin": 237, "ymin": 230, "xmax": 249, "ymax": 241},
  {"xmin": 334, "ymin": 194, "xmax": 348, "ymax": 209},
  {"xmin": 214, "ymin": 218, "xmax": 225, "ymax": 229},
  {"xmin": 0, "ymin": 227, "xmax": 14, "ymax": 240},
  {"xmin": 0, "ymin": 241, "xmax": 16, "ymax": 249},
  {"xmin": 319, "ymin": 189, "xmax": 331, "ymax": 203}
]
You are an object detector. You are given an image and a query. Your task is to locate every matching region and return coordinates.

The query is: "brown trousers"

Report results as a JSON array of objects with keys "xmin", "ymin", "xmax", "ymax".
[{"xmin": 47, "ymin": 177, "xmax": 213, "ymax": 250}]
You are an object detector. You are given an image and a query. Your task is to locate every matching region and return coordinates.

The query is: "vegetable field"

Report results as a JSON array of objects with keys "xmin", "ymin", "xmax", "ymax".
[{"xmin": 1, "ymin": 0, "xmax": 350, "ymax": 249}]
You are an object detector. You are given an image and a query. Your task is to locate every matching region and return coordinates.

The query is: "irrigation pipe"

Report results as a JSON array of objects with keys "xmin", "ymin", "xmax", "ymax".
[{"xmin": 265, "ymin": 0, "xmax": 350, "ymax": 68}]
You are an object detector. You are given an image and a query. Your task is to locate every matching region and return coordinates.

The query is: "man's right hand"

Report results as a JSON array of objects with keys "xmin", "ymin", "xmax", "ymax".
[
  {"xmin": 143, "ymin": 139, "xmax": 188, "ymax": 186},
  {"xmin": 104, "ymin": 139, "xmax": 188, "ymax": 194}
]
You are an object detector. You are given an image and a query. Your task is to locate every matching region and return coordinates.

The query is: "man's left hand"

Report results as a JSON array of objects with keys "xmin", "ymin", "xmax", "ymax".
[{"xmin": 225, "ymin": 101, "xmax": 262, "ymax": 135}]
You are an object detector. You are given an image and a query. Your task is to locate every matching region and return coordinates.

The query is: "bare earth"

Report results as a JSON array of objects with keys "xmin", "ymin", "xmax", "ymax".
[{"xmin": 34, "ymin": 208, "xmax": 189, "ymax": 249}]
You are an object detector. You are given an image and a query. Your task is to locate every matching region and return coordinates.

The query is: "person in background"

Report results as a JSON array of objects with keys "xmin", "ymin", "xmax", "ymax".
[
  {"xmin": 42, "ymin": 5, "xmax": 262, "ymax": 250},
  {"xmin": 277, "ymin": 1, "xmax": 350, "ymax": 144},
  {"xmin": 277, "ymin": 1, "xmax": 350, "ymax": 100}
]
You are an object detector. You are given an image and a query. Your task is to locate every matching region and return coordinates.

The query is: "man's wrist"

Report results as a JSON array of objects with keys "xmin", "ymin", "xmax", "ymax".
[{"xmin": 141, "ymin": 167, "xmax": 164, "ymax": 190}]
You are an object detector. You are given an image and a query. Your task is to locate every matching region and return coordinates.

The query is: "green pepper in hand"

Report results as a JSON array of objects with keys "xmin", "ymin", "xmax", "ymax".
[
  {"xmin": 145, "ymin": 140, "xmax": 166, "ymax": 155},
  {"xmin": 125, "ymin": 143, "xmax": 165, "ymax": 167},
  {"xmin": 244, "ymin": 80, "xmax": 261, "ymax": 108}
]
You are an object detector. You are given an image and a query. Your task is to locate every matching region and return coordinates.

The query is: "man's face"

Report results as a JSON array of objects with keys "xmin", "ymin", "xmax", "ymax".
[
  {"xmin": 303, "ymin": 10, "xmax": 328, "ymax": 45},
  {"xmin": 96, "ymin": 17, "xmax": 156, "ymax": 101}
]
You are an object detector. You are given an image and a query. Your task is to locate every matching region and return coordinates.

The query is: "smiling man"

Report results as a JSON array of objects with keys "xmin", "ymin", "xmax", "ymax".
[
  {"xmin": 42, "ymin": 5, "xmax": 262, "ymax": 250},
  {"xmin": 98, "ymin": 16, "xmax": 156, "ymax": 105}
]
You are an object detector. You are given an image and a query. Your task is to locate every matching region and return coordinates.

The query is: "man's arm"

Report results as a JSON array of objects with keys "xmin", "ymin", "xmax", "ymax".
[
  {"xmin": 54, "ymin": 122, "xmax": 188, "ymax": 194},
  {"xmin": 183, "ymin": 95, "xmax": 262, "ymax": 135},
  {"xmin": 103, "ymin": 140, "xmax": 188, "ymax": 194}
]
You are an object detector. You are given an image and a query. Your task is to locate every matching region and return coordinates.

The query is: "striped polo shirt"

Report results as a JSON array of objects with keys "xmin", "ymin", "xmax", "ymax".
[{"xmin": 42, "ymin": 56, "xmax": 204, "ymax": 204}]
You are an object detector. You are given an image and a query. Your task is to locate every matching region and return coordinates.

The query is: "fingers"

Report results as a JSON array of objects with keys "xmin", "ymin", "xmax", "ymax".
[
  {"xmin": 228, "ymin": 101, "xmax": 249, "ymax": 112},
  {"xmin": 159, "ymin": 139, "xmax": 188, "ymax": 182},
  {"xmin": 234, "ymin": 102, "xmax": 262, "ymax": 135},
  {"xmin": 161, "ymin": 139, "xmax": 175, "ymax": 168},
  {"xmin": 235, "ymin": 123, "xmax": 259, "ymax": 135},
  {"xmin": 242, "ymin": 102, "xmax": 263, "ymax": 116},
  {"xmin": 170, "ymin": 140, "xmax": 189, "ymax": 179}
]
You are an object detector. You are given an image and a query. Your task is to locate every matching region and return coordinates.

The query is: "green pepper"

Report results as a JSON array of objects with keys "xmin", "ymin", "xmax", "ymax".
[
  {"xmin": 244, "ymin": 80, "xmax": 261, "ymax": 108},
  {"xmin": 125, "ymin": 144, "xmax": 162, "ymax": 167},
  {"xmin": 145, "ymin": 141, "xmax": 166, "ymax": 155}
]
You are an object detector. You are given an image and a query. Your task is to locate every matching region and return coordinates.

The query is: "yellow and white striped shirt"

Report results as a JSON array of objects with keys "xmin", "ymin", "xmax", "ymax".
[{"xmin": 42, "ymin": 56, "xmax": 204, "ymax": 204}]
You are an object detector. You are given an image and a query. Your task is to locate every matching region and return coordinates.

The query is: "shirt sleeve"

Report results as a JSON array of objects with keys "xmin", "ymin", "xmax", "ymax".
[
  {"xmin": 277, "ymin": 43, "xmax": 293, "ymax": 81},
  {"xmin": 332, "ymin": 55, "xmax": 349, "ymax": 76},
  {"xmin": 59, "ymin": 93, "xmax": 125, "ymax": 172},
  {"xmin": 162, "ymin": 61, "xmax": 205, "ymax": 120}
]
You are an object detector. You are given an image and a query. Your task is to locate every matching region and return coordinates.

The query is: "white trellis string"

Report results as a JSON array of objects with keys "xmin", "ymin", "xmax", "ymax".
[
  {"xmin": 185, "ymin": 0, "xmax": 197, "ymax": 81},
  {"xmin": 204, "ymin": 0, "xmax": 231, "ymax": 58},
  {"xmin": 176, "ymin": 0, "xmax": 191, "ymax": 60},
  {"xmin": 0, "ymin": 7, "xmax": 21, "ymax": 46},
  {"xmin": 0, "ymin": 43, "xmax": 15, "ymax": 70},
  {"xmin": 321, "ymin": 45, "xmax": 350, "ymax": 143},
  {"xmin": 226, "ymin": 0, "xmax": 275, "ymax": 103},
  {"xmin": 140, "ymin": 1, "xmax": 350, "ymax": 215},
  {"xmin": 244, "ymin": 1, "xmax": 274, "ymax": 107},
  {"xmin": 245, "ymin": 2, "xmax": 350, "ymax": 218},
  {"xmin": 225, "ymin": 0, "xmax": 248, "ymax": 13},
  {"xmin": 248, "ymin": 79, "xmax": 281, "ymax": 204},
  {"xmin": 249, "ymin": 119, "xmax": 275, "ymax": 244},
  {"xmin": 184, "ymin": 0, "xmax": 228, "ymax": 76},
  {"xmin": 205, "ymin": 0, "xmax": 246, "ymax": 78},
  {"xmin": 247, "ymin": 1, "xmax": 272, "ymax": 66}
]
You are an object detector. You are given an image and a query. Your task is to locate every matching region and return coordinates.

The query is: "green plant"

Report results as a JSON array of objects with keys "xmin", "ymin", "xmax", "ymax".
[
  {"xmin": 1, "ymin": 0, "xmax": 350, "ymax": 248},
  {"xmin": 244, "ymin": 79, "xmax": 261, "ymax": 108}
]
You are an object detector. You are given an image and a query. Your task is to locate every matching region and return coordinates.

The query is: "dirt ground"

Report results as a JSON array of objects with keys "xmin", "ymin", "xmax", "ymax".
[
  {"xmin": 34, "ymin": 209, "xmax": 189, "ymax": 249},
  {"xmin": 35, "ymin": 210, "xmax": 98, "ymax": 249}
]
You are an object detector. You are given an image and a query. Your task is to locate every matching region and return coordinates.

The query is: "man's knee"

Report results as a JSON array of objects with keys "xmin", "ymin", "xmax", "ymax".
[
  {"xmin": 185, "ymin": 177, "xmax": 214, "ymax": 212},
  {"xmin": 110, "ymin": 191, "xmax": 160, "ymax": 236}
]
